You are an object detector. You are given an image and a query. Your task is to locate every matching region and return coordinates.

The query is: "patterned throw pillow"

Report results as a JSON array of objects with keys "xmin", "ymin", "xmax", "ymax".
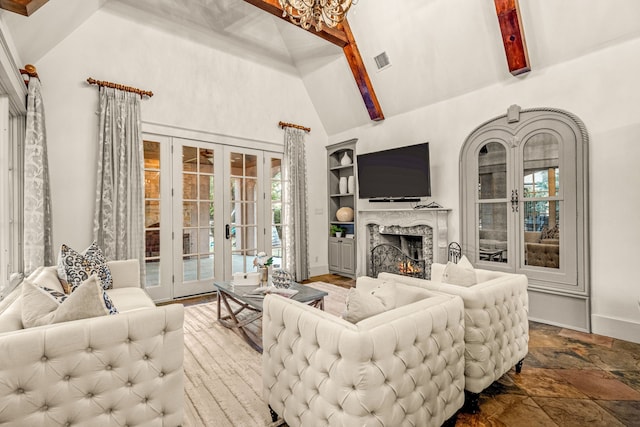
[
  {"xmin": 541, "ymin": 224, "xmax": 560, "ymax": 240},
  {"xmin": 57, "ymin": 242, "xmax": 113, "ymax": 292}
]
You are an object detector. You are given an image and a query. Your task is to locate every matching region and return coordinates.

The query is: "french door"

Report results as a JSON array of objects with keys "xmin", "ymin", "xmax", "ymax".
[
  {"xmin": 142, "ymin": 134, "xmax": 283, "ymax": 301},
  {"xmin": 461, "ymin": 107, "xmax": 590, "ymax": 330}
]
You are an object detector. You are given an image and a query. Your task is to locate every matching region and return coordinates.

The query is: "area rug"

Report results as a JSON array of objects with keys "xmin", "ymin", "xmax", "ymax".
[{"xmin": 182, "ymin": 281, "xmax": 349, "ymax": 426}]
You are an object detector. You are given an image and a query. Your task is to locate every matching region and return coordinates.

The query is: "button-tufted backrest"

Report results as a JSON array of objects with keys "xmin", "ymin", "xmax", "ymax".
[
  {"xmin": 262, "ymin": 293, "xmax": 466, "ymax": 427},
  {"xmin": 378, "ymin": 270, "xmax": 529, "ymax": 394},
  {"xmin": 0, "ymin": 304, "xmax": 184, "ymax": 426}
]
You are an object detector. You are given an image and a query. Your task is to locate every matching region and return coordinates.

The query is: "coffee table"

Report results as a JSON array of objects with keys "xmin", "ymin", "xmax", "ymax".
[{"xmin": 213, "ymin": 281, "xmax": 328, "ymax": 352}]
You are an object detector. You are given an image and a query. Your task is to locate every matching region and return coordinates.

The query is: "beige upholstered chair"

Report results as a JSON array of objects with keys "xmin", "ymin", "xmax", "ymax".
[{"xmin": 262, "ymin": 284, "xmax": 466, "ymax": 427}]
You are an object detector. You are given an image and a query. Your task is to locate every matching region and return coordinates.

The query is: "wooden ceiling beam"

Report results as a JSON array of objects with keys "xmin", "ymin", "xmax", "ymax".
[
  {"xmin": 494, "ymin": 0, "xmax": 530, "ymax": 75},
  {"xmin": 244, "ymin": 0, "xmax": 384, "ymax": 121},
  {"xmin": 0, "ymin": 0, "xmax": 48, "ymax": 16},
  {"xmin": 341, "ymin": 20, "xmax": 384, "ymax": 121},
  {"xmin": 243, "ymin": 0, "xmax": 348, "ymax": 47}
]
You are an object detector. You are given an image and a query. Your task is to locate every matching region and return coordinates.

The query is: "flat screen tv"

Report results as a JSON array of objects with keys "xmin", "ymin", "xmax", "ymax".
[{"xmin": 357, "ymin": 142, "xmax": 431, "ymax": 201}]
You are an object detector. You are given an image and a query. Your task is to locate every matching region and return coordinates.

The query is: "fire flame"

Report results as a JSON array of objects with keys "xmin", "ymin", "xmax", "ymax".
[{"xmin": 399, "ymin": 261, "xmax": 420, "ymax": 275}]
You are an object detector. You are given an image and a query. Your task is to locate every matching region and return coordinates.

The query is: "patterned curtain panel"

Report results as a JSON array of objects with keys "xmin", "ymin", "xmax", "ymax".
[
  {"xmin": 282, "ymin": 128, "xmax": 309, "ymax": 281},
  {"xmin": 93, "ymin": 87, "xmax": 145, "ymax": 273},
  {"xmin": 23, "ymin": 78, "xmax": 53, "ymax": 274}
]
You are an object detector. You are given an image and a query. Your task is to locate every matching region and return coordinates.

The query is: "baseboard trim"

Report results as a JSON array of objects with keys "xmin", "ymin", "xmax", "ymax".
[
  {"xmin": 309, "ymin": 265, "xmax": 329, "ymax": 278},
  {"xmin": 591, "ymin": 314, "xmax": 640, "ymax": 344}
]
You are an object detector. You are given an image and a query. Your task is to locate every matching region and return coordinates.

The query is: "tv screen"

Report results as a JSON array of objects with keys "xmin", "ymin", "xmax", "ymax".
[{"xmin": 357, "ymin": 142, "xmax": 431, "ymax": 200}]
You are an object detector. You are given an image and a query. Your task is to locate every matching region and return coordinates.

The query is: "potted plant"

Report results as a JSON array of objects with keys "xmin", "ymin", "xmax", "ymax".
[{"xmin": 330, "ymin": 224, "xmax": 344, "ymax": 238}]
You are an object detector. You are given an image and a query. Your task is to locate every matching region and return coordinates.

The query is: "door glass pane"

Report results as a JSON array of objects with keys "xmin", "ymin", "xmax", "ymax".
[
  {"xmin": 524, "ymin": 201, "xmax": 560, "ymax": 269},
  {"xmin": 199, "ymin": 255, "xmax": 214, "ymax": 280},
  {"xmin": 230, "ymin": 178, "xmax": 242, "ymax": 201},
  {"xmin": 478, "ymin": 202, "xmax": 507, "ymax": 263},
  {"xmin": 199, "ymin": 149, "xmax": 214, "ymax": 174},
  {"xmin": 523, "ymin": 133, "xmax": 561, "ymax": 270},
  {"xmin": 199, "ymin": 176, "xmax": 214, "ymax": 201},
  {"xmin": 183, "ymin": 174, "xmax": 197, "ymax": 199},
  {"xmin": 144, "ymin": 172, "xmax": 160, "ymax": 198},
  {"xmin": 183, "ymin": 146, "xmax": 197, "ymax": 172},
  {"xmin": 228, "ymin": 151, "xmax": 261, "ymax": 275},
  {"xmin": 245, "ymin": 155, "xmax": 258, "ymax": 177},
  {"xmin": 523, "ymin": 133, "xmax": 560, "ymax": 198},
  {"xmin": 270, "ymin": 158, "xmax": 283, "ymax": 266},
  {"xmin": 143, "ymin": 140, "xmax": 161, "ymax": 287},
  {"xmin": 245, "ymin": 178, "xmax": 257, "ymax": 201},
  {"xmin": 478, "ymin": 142, "xmax": 506, "ymax": 200},
  {"xmin": 182, "ymin": 144, "xmax": 216, "ymax": 283},
  {"xmin": 183, "ymin": 202, "xmax": 197, "ymax": 227}
]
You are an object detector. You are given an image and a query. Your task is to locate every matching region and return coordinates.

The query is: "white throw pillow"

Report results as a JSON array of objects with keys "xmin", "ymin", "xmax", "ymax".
[
  {"xmin": 458, "ymin": 254, "xmax": 474, "ymax": 270},
  {"xmin": 343, "ymin": 283, "xmax": 398, "ymax": 323},
  {"xmin": 22, "ymin": 275, "xmax": 118, "ymax": 328},
  {"xmin": 442, "ymin": 261, "xmax": 477, "ymax": 287},
  {"xmin": 25, "ymin": 266, "xmax": 65, "ymax": 294}
]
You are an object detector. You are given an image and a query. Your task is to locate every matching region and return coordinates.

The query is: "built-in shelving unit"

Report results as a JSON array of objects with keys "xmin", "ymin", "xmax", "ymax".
[{"xmin": 327, "ymin": 139, "xmax": 357, "ymax": 278}]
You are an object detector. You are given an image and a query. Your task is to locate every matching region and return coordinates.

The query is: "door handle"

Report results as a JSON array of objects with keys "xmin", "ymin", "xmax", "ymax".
[
  {"xmin": 511, "ymin": 189, "xmax": 519, "ymax": 212},
  {"xmin": 225, "ymin": 224, "xmax": 230, "ymax": 239}
]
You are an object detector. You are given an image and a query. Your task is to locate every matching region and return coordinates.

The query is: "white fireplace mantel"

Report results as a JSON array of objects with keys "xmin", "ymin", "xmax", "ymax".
[{"xmin": 357, "ymin": 208, "xmax": 451, "ymax": 277}]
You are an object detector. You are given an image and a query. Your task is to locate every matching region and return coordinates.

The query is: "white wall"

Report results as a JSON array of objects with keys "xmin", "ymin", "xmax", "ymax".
[
  {"xmin": 326, "ymin": 36, "xmax": 640, "ymax": 343},
  {"xmin": 30, "ymin": 9, "xmax": 330, "ymax": 273}
]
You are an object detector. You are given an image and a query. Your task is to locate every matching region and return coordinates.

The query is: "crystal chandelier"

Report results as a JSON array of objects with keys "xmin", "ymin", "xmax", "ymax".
[{"xmin": 279, "ymin": 0, "xmax": 356, "ymax": 32}]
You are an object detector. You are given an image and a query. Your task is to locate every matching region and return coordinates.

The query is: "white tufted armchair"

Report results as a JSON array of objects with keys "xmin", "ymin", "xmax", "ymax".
[
  {"xmin": 379, "ymin": 266, "xmax": 529, "ymax": 412},
  {"xmin": 262, "ymin": 288, "xmax": 466, "ymax": 427}
]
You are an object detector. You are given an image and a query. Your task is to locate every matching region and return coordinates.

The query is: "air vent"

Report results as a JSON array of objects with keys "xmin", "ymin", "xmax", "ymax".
[{"xmin": 373, "ymin": 51, "xmax": 391, "ymax": 71}]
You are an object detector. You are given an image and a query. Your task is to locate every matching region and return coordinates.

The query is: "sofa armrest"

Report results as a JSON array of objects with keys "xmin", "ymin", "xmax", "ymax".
[
  {"xmin": 262, "ymin": 294, "xmax": 465, "ymax": 426},
  {"xmin": 0, "ymin": 304, "xmax": 184, "ymax": 425},
  {"xmin": 107, "ymin": 259, "xmax": 141, "ymax": 288}
]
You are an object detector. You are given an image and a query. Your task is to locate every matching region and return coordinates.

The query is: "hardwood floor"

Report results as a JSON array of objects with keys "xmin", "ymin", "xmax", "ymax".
[{"xmin": 170, "ymin": 273, "xmax": 640, "ymax": 426}]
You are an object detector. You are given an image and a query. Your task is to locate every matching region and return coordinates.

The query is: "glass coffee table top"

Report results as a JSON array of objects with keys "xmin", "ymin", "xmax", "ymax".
[
  {"xmin": 213, "ymin": 281, "xmax": 328, "ymax": 311},
  {"xmin": 213, "ymin": 281, "xmax": 328, "ymax": 352}
]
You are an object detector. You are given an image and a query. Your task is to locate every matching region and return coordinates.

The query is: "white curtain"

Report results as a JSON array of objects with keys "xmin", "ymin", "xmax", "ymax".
[
  {"xmin": 23, "ymin": 77, "xmax": 53, "ymax": 274},
  {"xmin": 93, "ymin": 87, "xmax": 145, "ymax": 270},
  {"xmin": 282, "ymin": 127, "xmax": 309, "ymax": 281}
]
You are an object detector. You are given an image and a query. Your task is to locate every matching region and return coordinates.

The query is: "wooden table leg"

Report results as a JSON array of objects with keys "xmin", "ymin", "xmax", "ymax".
[{"xmin": 217, "ymin": 290, "xmax": 263, "ymax": 353}]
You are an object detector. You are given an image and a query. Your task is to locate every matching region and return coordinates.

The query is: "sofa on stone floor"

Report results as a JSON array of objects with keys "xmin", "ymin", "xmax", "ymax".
[
  {"xmin": 262, "ymin": 280, "xmax": 466, "ymax": 427},
  {"xmin": 0, "ymin": 258, "xmax": 184, "ymax": 426}
]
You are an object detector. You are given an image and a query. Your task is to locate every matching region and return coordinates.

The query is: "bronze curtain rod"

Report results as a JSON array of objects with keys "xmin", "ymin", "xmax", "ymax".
[
  {"xmin": 86, "ymin": 77, "xmax": 154, "ymax": 98},
  {"xmin": 19, "ymin": 64, "xmax": 39, "ymax": 86},
  {"xmin": 279, "ymin": 121, "xmax": 311, "ymax": 133}
]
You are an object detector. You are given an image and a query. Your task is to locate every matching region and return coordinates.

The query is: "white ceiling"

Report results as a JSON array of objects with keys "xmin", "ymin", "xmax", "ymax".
[
  {"xmin": 2, "ymin": 0, "xmax": 339, "ymax": 71},
  {"xmin": 3, "ymin": 0, "xmax": 640, "ymax": 136}
]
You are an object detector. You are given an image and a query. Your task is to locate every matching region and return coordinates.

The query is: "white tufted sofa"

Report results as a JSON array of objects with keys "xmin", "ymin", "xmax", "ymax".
[
  {"xmin": 262, "ymin": 284, "xmax": 466, "ymax": 427},
  {"xmin": 379, "ymin": 265, "xmax": 528, "ymax": 409},
  {"xmin": 0, "ymin": 259, "xmax": 184, "ymax": 426}
]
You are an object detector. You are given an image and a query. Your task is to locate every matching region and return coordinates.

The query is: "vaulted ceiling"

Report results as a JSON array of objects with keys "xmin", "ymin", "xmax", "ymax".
[{"xmin": 3, "ymin": 0, "xmax": 640, "ymax": 136}]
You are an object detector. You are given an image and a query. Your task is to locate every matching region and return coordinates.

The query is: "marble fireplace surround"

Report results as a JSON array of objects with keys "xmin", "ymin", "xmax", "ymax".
[{"xmin": 357, "ymin": 208, "xmax": 451, "ymax": 277}]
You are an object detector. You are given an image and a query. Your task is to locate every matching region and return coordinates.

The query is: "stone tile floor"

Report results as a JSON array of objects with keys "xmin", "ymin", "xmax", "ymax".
[{"xmin": 307, "ymin": 274, "xmax": 640, "ymax": 427}]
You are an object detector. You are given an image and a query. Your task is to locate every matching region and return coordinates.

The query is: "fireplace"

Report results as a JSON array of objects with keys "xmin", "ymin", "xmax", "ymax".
[
  {"xmin": 368, "ymin": 224, "xmax": 433, "ymax": 278},
  {"xmin": 357, "ymin": 208, "xmax": 451, "ymax": 278}
]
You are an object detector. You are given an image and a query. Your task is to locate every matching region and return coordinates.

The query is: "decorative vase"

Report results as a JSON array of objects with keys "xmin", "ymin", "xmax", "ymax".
[
  {"xmin": 347, "ymin": 175, "xmax": 355, "ymax": 194},
  {"xmin": 335, "ymin": 231, "xmax": 343, "ymax": 238},
  {"xmin": 339, "ymin": 176, "xmax": 347, "ymax": 194},
  {"xmin": 259, "ymin": 266, "xmax": 269, "ymax": 286},
  {"xmin": 336, "ymin": 206, "xmax": 354, "ymax": 222},
  {"xmin": 340, "ymin": 152, "xmax": 352, "ymax": 166}
]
